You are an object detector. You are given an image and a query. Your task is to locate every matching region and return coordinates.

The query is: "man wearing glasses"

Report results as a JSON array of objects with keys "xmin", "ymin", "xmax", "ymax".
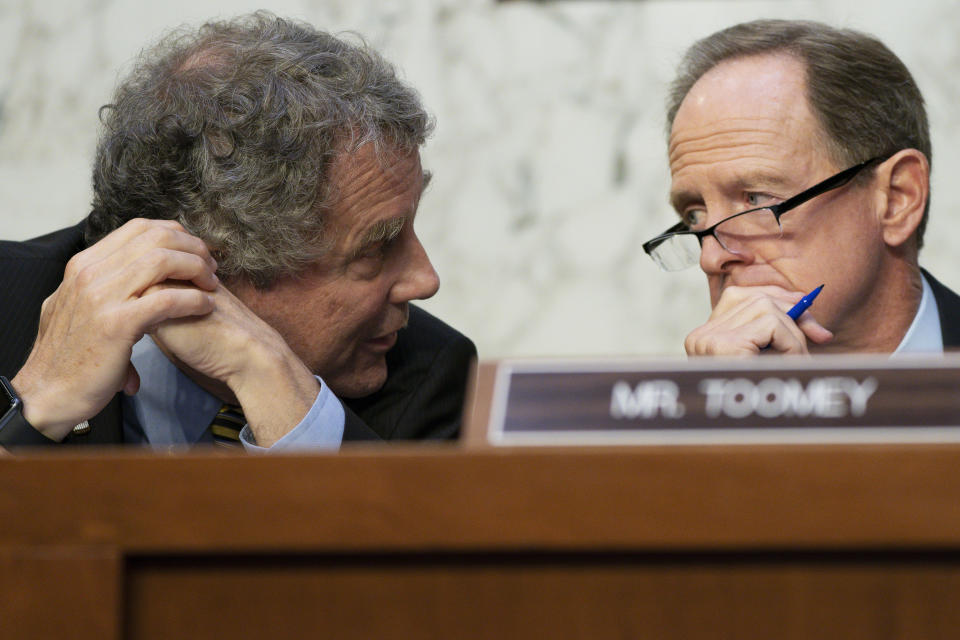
[{"xmin": 644, "ymin": 19, "xmax": 960, "ymax": 356}]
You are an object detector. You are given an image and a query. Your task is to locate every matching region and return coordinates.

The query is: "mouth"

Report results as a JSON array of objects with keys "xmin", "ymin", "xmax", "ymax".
[
  {"xmin": 364, "ymin": 306, "xmax": 409, "ymax": 352},
  {"xmin": 365, "ymin": 330, "xmax": 399, "ymax": 352}
]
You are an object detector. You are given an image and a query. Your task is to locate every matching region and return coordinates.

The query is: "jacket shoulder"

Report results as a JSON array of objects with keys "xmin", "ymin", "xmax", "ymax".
[{"xmin": 0, "ymin": 223, "xmax": 86, "ymax": 265}]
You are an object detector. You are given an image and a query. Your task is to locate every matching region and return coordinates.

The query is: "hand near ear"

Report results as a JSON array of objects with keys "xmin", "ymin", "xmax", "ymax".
[
  {"xmin": 11, "ymin": 219, "xmax": 218, "ymax": 441},
  {"xmin": 148, "ymin": 282, "xmax": 320, "ymax": 448}
]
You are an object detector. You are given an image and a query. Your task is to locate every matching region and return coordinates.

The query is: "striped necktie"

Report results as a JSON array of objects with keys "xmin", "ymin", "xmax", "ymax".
[{"xmin": 209, "ymin": 403, "xmax": 245, "ymax": 448}]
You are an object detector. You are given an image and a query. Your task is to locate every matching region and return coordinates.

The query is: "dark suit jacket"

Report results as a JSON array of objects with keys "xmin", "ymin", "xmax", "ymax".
[
  {"xmin": 0, "ymin": 223, "xmax": 476, "ymax": 445},
  {"xmin": 924, "ymin": 269, "xmax": 960, "ymax": 349}
]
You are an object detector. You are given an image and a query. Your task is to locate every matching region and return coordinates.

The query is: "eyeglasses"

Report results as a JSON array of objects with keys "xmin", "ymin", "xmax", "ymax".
[{"xmin": 642, "ymin": 156, "xmax": 887, "ymax": 272}]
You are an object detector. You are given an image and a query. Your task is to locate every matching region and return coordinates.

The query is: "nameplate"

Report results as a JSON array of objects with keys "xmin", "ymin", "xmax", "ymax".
[{"xmin": 471, "ymin": 355, "xmax": 960, "ymax": 446}]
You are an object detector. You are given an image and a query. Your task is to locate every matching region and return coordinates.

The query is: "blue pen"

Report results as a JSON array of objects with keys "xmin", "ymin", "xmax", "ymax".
[{"xmin": 787, "ymin": 284, "xmax": 824, "ymax": 321}]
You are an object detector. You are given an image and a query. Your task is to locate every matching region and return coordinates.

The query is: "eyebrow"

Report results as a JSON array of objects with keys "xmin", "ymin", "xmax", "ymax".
[
  {"xmin": 345, "ymin": 169, "xmax": 430, "ymax": 259},
  {"xmin": 669, "ymin": 189, "xmax": 699, "ymax": 215},
  {"xmin": 669, "ymin": 171, "xmax": 794, "ymax": 214},
  {"xmin": 350, "ymin": 216, "xmax": 407, "ymax": 259}
]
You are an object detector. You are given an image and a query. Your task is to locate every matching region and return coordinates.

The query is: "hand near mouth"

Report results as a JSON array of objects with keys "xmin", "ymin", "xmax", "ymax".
[{"xmin": 685, "ymin": 285, "xmax": 834, "ymax": 356}]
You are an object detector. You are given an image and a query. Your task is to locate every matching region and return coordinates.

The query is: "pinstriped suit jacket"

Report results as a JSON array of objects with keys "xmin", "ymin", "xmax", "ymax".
[{"xmin": 0, "ymin": 223, "xmax": 476, "ymax": 445}]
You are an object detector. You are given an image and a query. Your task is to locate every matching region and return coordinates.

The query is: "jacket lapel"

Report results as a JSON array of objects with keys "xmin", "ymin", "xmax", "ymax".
[{"xmin": 921, "ymin": 268, "xmax": 960, "ymax": 350}]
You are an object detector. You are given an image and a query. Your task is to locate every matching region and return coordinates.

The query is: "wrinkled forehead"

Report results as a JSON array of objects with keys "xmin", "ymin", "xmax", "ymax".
[
  {"xmin": 668, "ymin": 54, "xmax": 830, "ymax": 175},
  {"xmin": 330, "ymin": 141, "xmax": 423, "ymax": 182},
  {"xmin": 326, "ymin": 143, "xmax": 425, "ymax": 206},
  {"xmin": 319, "ymin": 143, "xmax": 427, "ymax": 254}
]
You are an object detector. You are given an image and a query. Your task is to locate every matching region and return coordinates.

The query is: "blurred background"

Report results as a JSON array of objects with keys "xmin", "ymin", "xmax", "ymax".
[{"xmin": 1, "ymin": 0, "xmax": 958, "ymax": 359}]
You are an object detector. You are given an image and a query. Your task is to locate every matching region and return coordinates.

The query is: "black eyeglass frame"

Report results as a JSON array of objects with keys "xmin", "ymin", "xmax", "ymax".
[{"xmin": 642, "ymin": 155, "xmax": 890, "ymax": 260}]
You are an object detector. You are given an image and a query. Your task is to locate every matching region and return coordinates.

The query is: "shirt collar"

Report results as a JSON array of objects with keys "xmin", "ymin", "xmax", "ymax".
[
  {"xmin": 893, "ymin": 272, "xmax": 943, "ymax": 355},
  {"xmin": 122, "ymin": 336, "xmax": 223, "ymax": 446}
]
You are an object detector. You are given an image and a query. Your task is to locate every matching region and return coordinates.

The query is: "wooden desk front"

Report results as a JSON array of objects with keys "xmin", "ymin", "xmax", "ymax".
[{"xmin": 3, "ymin": 444, "xmax": 960, "ymax": 638}]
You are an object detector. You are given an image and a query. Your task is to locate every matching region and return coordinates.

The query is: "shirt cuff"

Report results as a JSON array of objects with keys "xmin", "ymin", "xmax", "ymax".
[{"xmin": 239, "ymin": 376, "xmax": 345, "ymax": 452}]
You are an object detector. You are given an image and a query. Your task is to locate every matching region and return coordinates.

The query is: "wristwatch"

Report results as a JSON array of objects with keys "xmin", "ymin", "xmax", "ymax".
[{"xmin": 0, "ymin": 375, "xmax": 57, "ymax": 447}]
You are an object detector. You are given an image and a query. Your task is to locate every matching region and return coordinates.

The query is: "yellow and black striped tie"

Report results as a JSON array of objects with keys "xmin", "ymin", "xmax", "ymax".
[{"xmin": 209, "ymin": 403, "xmax": 245, "ymax": 448}]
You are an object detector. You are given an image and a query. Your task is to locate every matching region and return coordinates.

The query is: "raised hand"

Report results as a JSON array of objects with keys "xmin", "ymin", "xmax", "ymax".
[
  {"xmin": 685, "ymin": 285, "xmax": 834, "ymax": 356},
  {"xmin": 149, "ymin": 283, "xmax": 320, "ymax": 448},
  {"xmin": 11, "ymin": 219, "xmax": 218, "ymax": 440}
]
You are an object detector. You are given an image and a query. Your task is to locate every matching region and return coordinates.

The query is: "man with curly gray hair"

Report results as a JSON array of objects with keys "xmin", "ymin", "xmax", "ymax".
[{"xmin": 0, "ymin": 13, "xmax": 475, "ymax": 450}]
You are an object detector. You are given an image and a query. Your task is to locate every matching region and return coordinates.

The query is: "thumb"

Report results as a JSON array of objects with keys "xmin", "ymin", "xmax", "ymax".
[{"xmin": 122, "ymin": 361, "xmax": 141, "ymax": 395}]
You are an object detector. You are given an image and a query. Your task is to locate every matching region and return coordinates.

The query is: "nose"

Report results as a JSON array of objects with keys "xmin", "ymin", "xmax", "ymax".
[
  {"xmin": 390, "ymin": 233, "xmax": 440, "ymax": 304},
  {"xmin": 698, "ymin": 232, "xmax": 750, "ymax": 275}
]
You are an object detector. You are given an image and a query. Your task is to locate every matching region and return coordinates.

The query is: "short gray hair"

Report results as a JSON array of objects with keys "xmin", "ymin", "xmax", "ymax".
[
  {"xmin": 667, "ymin": 19, "xmax": 931, "ymax": 248},
  {"xmin": 87, "ymin": 11, "xmax": 433, "ymax": 286}
]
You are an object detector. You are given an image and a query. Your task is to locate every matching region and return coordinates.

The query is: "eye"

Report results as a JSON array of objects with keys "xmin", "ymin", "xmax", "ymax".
[
  {"xmin": 348, "ymin": 235, "xmax": 400, "ymax": 278},
  {"xmin": 358, "ymin": 242, "xmax": 387, "ymax": 260},
  {"xmin": 745, "ymin": 192, "xmax": 775, "ymax": 208},
  {"xmin": 681, "ymin": 208, "xmax": 707, "ymax": 229},
  {"xmin": 347, "ymin": 245, "xmax": 386, "ymax": 279},
  {"xmin": 357, "ymin": 233, "xmax": 402, "ymax": 262}
]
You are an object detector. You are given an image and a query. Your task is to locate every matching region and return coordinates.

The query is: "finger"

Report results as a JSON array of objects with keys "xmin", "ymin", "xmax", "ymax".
[
  {"xmin": 68, "ymin": 219, "xmax": 190, "ymax": 271},
  {"xmin": 123, "ymin": 248, "xmax": 220, "ymax": 293},
  {"xmin": 758, "ymin": 315, "xmax": 810, "ymax": 354},
  {"xmin": 687, "ymin": 336, "xmax": 765, "ymax": 357},
  {"xmin": 692, "ymin": 314, "xmax": 806, "ymax": 356},
  {"xmin": 685, "ymin": 323, "xmax": 773, "ymax": 356},
  {"xmin": 57, "ymin": 251, "xmax": 217, "ymax": 328},
  {"xmin": 710, "ymin": 291, "xmax": 801, "ymax": 327},
  {"xmin": 796, "ymin": 314, "xmax": 834, "ymax": 344},
  {"xmin": 123, "ymin": 222, "xmax": 218, "ymax": 272},
  {"xmin": 126, "ymin": 286, "xmax": 216, "ymax": 333},
  {"xmin": 123, "ymin": 361, "xmax": 141, "ymax": 395},
  {"xmin": 68, "ymin": 220, "xmax": 218, "ymax": 287},
  {"xmin": 90, "ymin": 218, "xmax": 186, "ymax": 251},
  {"xmin": 713, "ymin": 285, "xmax": 803, "ymax": 314},
  {"xmin": 67, "ymin": 245, "xmax": 218, "ymax": 312},
  {"xmin": 732, "ymin": 294, "xmax": 823, "ymax": 346}
]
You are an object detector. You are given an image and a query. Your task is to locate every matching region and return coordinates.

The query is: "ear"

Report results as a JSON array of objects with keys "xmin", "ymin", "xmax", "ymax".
[{"xmin": 875, "ymin": 149, "xmax": 929, "ymax": 248}]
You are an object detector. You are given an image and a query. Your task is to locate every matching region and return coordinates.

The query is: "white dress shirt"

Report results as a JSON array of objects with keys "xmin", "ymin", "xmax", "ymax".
[{"xmin": 893, "ymin": 273, "xmax": 943, "ymax": 355}]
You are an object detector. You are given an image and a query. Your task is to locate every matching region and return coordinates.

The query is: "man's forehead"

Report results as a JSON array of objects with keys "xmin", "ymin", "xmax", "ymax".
[
  {"xmin": 323, "ymin": 143, "xmax": 426, "ymax": 250},
  {"xmin": 671, "ymin": 55, "xmax": 813, "ymax": 141},
  {"xmin": 668, "ymin": 54, "xmax": 830, "ymax": 180},
  {"xmin": 679, "ymin": 53, "xmax": 809, "ymax": 116},
  {"xmin": 669, "ymin": 123, "xmax": 787, "ymax": 171},
  {"xmin": 329, "ymin": 143, "xmax": 424, "ymax": 193}
]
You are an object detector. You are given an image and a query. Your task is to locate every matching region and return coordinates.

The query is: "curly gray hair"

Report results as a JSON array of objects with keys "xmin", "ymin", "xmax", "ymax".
[{"xmin": 87, "ymin": 11, "xmax": 433, "ymax": 287}]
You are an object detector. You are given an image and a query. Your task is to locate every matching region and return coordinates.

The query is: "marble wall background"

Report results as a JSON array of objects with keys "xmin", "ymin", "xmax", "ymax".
[{"xmin": 2, "ymin": 0, "xmax": 958, "ymax": 359}]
